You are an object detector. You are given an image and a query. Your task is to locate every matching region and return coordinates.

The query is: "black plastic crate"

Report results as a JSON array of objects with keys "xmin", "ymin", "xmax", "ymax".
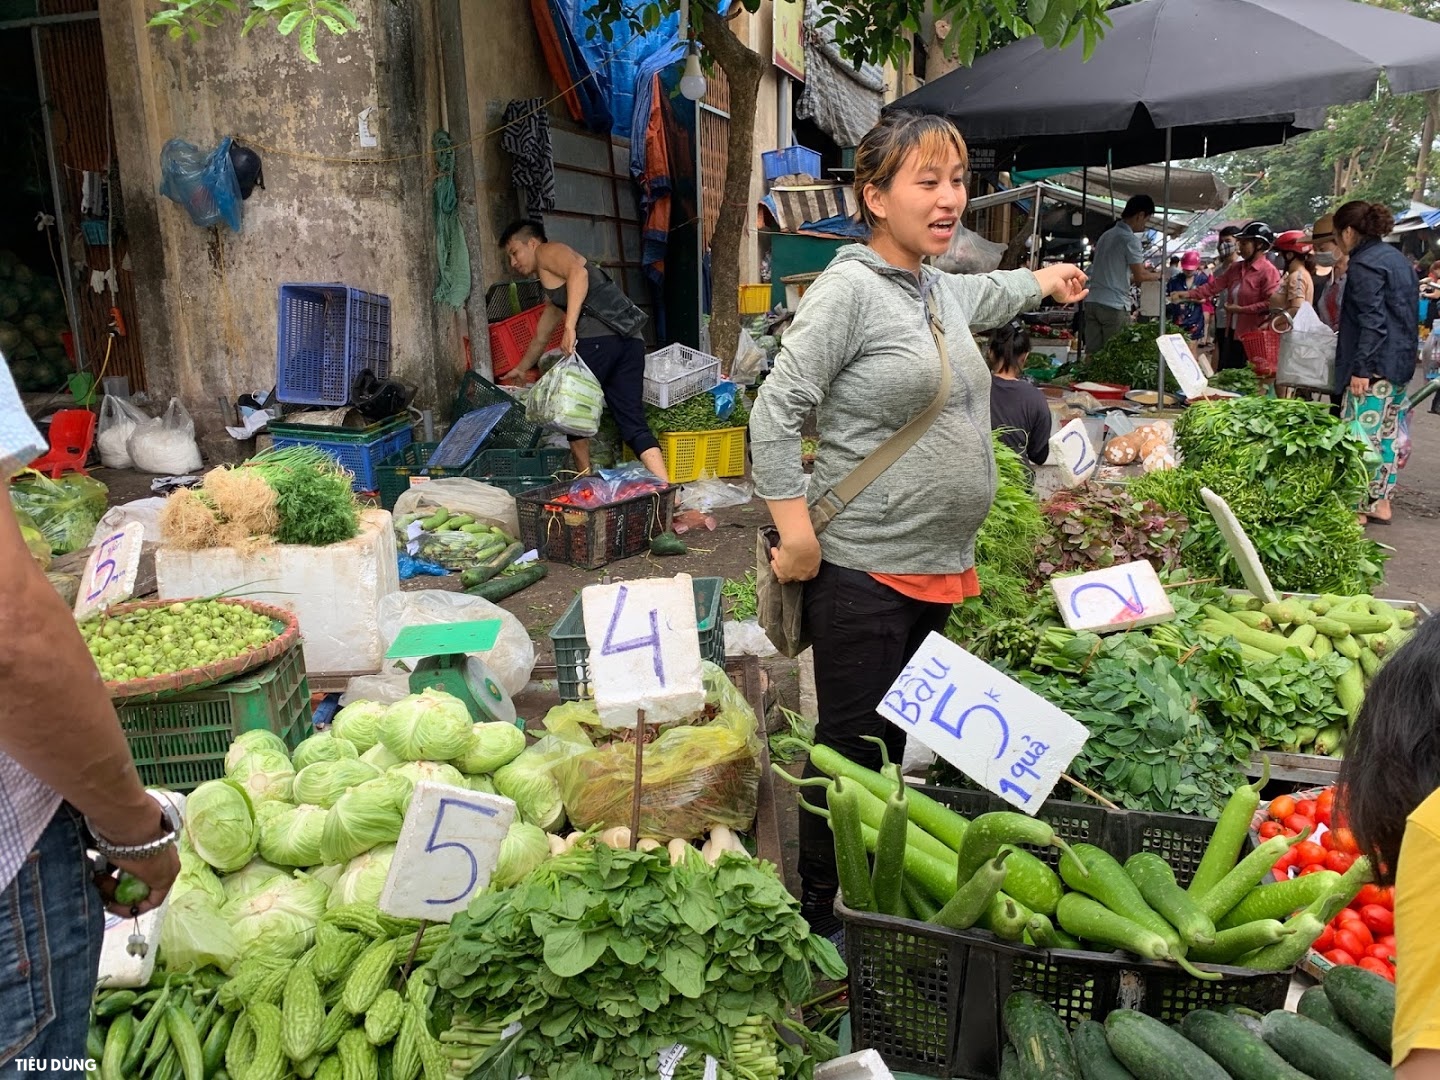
[
  {"xmin": 374, "ymin": 443, "xmax": 476, "ymax": 511},
  {"xmin": 484, "ymin": 280, "xmax": 546, "ymax": 322},
  {"xmin": 452, "ymin": 373, "xmax": 542, "ymax": 449},
  {"xmin": 843, "ymin": 787, "xmax": 1290, "ymax": 1079},
  {"xmin": 515, "ymin": 479, "xmax": 674, "ymax": 570}
]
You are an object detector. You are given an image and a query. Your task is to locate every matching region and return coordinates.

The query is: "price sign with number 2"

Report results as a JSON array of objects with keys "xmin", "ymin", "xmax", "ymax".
[
  {"xmin": 378, "ymin": 781, "xmax": 516, "ymax": 922},
  {"xmin": 878, "ymin": 633, "xmax": 1090, "ymax": 813}
]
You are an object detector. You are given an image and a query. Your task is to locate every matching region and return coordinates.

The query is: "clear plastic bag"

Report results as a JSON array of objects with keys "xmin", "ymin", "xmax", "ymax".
[
  {"xmin": 732, "ymin": 329, "xmax": 766, "ymax": 385},
  {"xmin": 527, "ymin": 353, "xmax": 604, "ymax": 437},
  {"xmin": 159, "ymin": 137, "xmax": 243, "ymax": 232},
  {"xmin": 127, "ymin": 398, "xmax": 202, "ymax": 474},
  {"xmin": 9, "ymin": 471, "xmax": 109, "ymax": 556},
  {"xmin": 934, "ymin": 221, "xmax": 1007, "ymax": 274},
  {"xmin": 390, "ymin": 477, "xmax": 519, "ymax": 538},
  {"xmin": 552, "ymin": 662, "xmax": 761, "ymax": 840},
  {"xmin": 677, "ymin": 478, "xmax": 753, "ymax": 512},
  {"xmin": 376, "ymin": 589, "xmax": 535, "ymax": 696},
  {"xmin": 97, "ymin": 396, "xmax": 149, "ymax": 469}
]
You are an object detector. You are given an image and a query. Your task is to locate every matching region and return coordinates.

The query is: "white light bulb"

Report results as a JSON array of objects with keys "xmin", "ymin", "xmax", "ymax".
[{"xmin": 680, "ymin": 51, "xmax": 707, "ymax": 101}]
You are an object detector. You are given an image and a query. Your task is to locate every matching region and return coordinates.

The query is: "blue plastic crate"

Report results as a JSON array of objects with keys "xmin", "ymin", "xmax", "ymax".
[
  {"xmin": 276, "ymin": 283, "xmax": 392, "ymax": 406},
  {"xmin": 762, "ymin": 145, "xmax": 822, "ymax": 182},
  {"xmin": 269, "ymin": 417, "xmax": 413, "ymax": 492}
]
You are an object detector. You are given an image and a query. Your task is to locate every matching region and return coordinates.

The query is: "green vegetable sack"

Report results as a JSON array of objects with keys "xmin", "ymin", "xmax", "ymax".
[{"xmin": 183, "ymin": 779, "xmax": 259, "ymax": 873}]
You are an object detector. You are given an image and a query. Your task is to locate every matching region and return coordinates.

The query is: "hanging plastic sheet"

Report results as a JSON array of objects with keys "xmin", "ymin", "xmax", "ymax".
[
  {"xmin": 159, "ymin": 137, "xmax": 244, "ymax": 232},
  {"xmin": 432, "ymin": 131, "xmax": 471, "ymax": 309}
]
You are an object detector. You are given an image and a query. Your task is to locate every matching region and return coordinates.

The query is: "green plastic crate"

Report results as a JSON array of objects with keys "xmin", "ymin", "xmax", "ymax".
[
  {"xmin": 549, "ymin": 576, "xmax": 725, "ymax": 701},
  {"xmin": 117, "ymin": 644, "xmax": 312, "ymax": 792},
  {"xmin": 375, "ymin": 443, "xmax": 476, "ymax": 511}
]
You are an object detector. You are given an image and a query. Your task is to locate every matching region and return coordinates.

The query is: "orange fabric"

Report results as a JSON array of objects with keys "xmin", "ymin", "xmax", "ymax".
[{"xmin": 870, "ymin": 568, "xmax": 982, "ymax": 604}]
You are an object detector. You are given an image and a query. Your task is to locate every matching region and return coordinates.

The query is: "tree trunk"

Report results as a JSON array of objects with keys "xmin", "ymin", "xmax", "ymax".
[
  {"xmin": 1414, "ymin": 90, "xmax": 1439, "ymax": 205},
  {"xmin": 700, "ymin": 9, "xmax": 763, "ymax": 369}
]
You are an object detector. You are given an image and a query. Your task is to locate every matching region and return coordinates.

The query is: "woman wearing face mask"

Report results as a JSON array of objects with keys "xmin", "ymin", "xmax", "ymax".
[
  {"xmin": 748, "ymin": 110, "xmax": 1087, "ymax": 938},
  {"xmin": 1174, "ymin": 222, "xmax": 1282, "ymax": 371},
  {"xmin": 1333, "ymin": 200, "xmax": 1420, "ymax": 525},
  {"xmin": 1165, "ymin": 251, "xmax": 1210, "ymax": 340},
  {"xmin": 1210, "ymin": 226, "xmax": 1243, "ymax": 361},
  {"xmin": 1269, "ymin": 231, "xmax": 1316, "ymax": 319}
]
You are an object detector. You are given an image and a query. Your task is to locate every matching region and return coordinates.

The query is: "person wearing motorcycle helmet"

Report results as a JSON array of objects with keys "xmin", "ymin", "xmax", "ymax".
[
  {"xmin": 1212, "ymin": 225, "xmax": 1244, "ymax": 360},
  {"xmin": 1269, "ymin": 230, "xmax": 1316, "ymax": 319},
  {"xmin": 1165, "ymin": 251, "xmax": 1210, "ymax": 340},
  {"xmin": 1174, "ymin": 221, "xmax": 1282, "ymax": 370}
]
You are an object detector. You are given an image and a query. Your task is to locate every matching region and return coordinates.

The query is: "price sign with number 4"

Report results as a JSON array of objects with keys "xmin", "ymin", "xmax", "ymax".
[
  {"xmin": 581, "ymin": 575, "xmax": 705, "ymax": 729},
  {"xmin": 878, "ymin": 633, "xmax": 1090, "ymax": 812},
  {"xmin": 378, "ymin": 782, "xmax": 516, "ymax": 922}
]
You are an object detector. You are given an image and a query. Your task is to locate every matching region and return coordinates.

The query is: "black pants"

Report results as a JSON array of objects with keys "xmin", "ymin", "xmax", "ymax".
[
  {"xmin": 1217, "ymin": 330, "xmax": 1249, "ymax": 372},
  {"xmin": 574, "ymin": 335, "xmax": 660, "ymax": 456},
  {"xmin": 798, "ymin": 562, "xmax": 952, "ymax": 890}
]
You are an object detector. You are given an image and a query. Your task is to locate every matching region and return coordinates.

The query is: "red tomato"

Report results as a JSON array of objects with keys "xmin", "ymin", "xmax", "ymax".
[
  {"xmin": 1325, "ymin": 851, "xmax": 1356, "ymax": 874},
  {"xmin": 1273, "ymin": 850, "xmax": 1299, "ymax": 875},
  {"xmin": 1330, "ymin": 828, "xmax": 1359, "ymax": 856},
  {"xmin": 1295, "ymin": 799, "xmax": 1318, "ymax": 821},
  {"xmin": 1380, "ymin": 934, "xmax": 1397, "ymax": 949},
  {"xmin": 1285, "ymin": 814, "xmax": 1317, "ymax": 836},
  {"xmin": 1335, "ymin": 928, "xmax": 1369, "ymax": 957},
  {"xmin": 1358, "ymin": 957, "xmax": 1396, "ymax": 982},
  {"xmin": 1293, "ymin": 841, "xmax": 1328, "ymax": 867},
  {"xmin": 1367, "ymin": 943, "xmax": 1397, "ymax": 963},
  {"xmin": 1354, "ymin": 884, "xmax": 1387, "ymax": 909},
  {"xmin": 1377, "ymin": 886, "xmax": 1396, "ymax": 908},
  {"xmin": 1316, "ymin": 788, "xmax": 1337, "ymax": 818},
  {"xmin": 1270, "ymin": 795, "xmax": 1298, "ymax": 821},
  {"xmin": 1258, "ymin": 820, "xmax": 1284, "ymax": 840},
  {"xmin": 1348, "ymin": 922, "xmax": 1375, "ymax": 948},
  {"xmin": 1314, "ymin": 925, "xmax": 1336, "ymax": 953},
  {"xmin": 1299, "ymin": 864, "xmax": 1329, "ymax": 876},
  {"xmin": 1360, "ymin": 905, "xmax": 1395, "ymax": 935},
  {"xmin": 1320, "ymin": 830, "xmax": 1336, "ymax": 851},
  {"xmin": 1323, "ymin": 949, "xmax": 1358, "ymax": 967}
]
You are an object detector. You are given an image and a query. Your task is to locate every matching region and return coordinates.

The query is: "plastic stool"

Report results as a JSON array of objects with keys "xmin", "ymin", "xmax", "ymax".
[{"xmin": 29, "ymin": 408, "xmax": 96, "ymax": 477}]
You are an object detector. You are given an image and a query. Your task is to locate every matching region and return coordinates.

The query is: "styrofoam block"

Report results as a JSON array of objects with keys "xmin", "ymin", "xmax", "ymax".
[
  {"xmin": 156, "ymin": 508, "xmax": 400, "ymax": 677},
  {"xmin": 815, "ymin": 1050, "xmax": 895, "ymax": 1080}
]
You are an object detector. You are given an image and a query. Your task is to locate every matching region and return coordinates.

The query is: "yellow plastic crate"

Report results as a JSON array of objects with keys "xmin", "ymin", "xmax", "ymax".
[
  {"xmin": 738, "ymin": 284, "xmax": 771, "ymax": 315},
  {"xmin": 660, "ymin": 427, "xmax": 747, "ymax": 484}
]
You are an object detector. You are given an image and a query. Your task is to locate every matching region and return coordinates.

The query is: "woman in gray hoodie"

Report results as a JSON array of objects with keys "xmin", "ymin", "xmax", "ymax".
[{"xmin": 749, "ymin": 110, "xmax": 1087, "ymax": 935}]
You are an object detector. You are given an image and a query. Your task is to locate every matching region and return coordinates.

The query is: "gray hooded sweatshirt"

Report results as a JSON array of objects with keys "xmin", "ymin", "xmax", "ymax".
[{"xmin": 749, "ymin": 244, "xmax": 1043, "ymax": 575}]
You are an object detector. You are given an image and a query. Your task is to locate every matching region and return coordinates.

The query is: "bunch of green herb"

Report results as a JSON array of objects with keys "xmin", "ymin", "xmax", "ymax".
[
  {"xmin": 430, "ymin": 844, "xmax": 844, "ymax": 1080},
  {"xmin": 1071, "ymin": 321, "xmax": 1183, "ymax": 391},
  {"xmin": 645, "ymin": 391, "xmax": 751, "ymax": 434},
  {"xmin": 241, "ymin": 446, "xmax": 359, "ymax": 546},
  {"xmin": 1034, "ymin": 487, "xmax": 1187, "ymax": 581},
  {"xmin": 1204, "ymin": 367, "xmax": 1260, "ymax": 395}
]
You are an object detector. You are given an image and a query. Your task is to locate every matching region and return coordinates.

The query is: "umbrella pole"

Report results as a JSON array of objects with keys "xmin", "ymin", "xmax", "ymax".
[{"xmin": 1159, "ymin": 129, "xmax": 1172, "ymax": 402}]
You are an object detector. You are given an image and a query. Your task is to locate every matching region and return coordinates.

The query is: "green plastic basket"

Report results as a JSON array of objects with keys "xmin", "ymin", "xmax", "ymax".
[{"xmin": 117, "ymin": 644, "xmax": 312, "ymax": 792}]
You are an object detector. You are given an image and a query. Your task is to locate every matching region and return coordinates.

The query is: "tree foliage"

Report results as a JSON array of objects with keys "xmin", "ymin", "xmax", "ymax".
[{"xmin": 147, "ymin": 0, "xmax": 360, "ymax": 63}]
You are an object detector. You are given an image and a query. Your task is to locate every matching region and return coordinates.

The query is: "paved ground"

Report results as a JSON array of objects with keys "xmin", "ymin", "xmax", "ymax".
[{"xmin": 1377, "ymin": 397, "xmax": 1440, "ymax": 612}]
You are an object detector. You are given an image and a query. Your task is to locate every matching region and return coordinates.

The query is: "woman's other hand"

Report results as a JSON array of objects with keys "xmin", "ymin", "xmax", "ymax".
[
  {"xmin": 770, "ymin": 535, "xmax": 821, "ymax": 584},
  {"xmin": 1033, "ymin": 263, "xmax": 1089, "ymax": 304},
  {"xmin": 1350, "ymin": 375, "xmax": 1371, "ymax": 397}
]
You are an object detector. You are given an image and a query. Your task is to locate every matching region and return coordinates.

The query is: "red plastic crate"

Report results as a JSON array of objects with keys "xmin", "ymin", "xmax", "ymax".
[{"xmin": 488, "ymin": 305, "xmax": 563, "ymax": 379}]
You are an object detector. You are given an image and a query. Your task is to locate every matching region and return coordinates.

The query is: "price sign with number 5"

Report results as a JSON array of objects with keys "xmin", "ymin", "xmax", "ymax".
[
  {"xmin": 378, "ymin": 781, "xmax": 516, "ymax": 922},
  {"xmin": 878, "ymin": 633, "xmax": 1090, "ymax": 813}
]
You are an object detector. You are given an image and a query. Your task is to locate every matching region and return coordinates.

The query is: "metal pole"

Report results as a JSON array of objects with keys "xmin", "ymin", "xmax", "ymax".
[
  {"xmin": 32, "ymin": 25, "xmax": 84, "ymax": 372},
  {"xmin": 1030, "ymin": 184, "xmax": 1043, "ymax": 270},
  {"xmin": 1159, "ymin": 129, "xmax": 1172, "ymax": 401}
]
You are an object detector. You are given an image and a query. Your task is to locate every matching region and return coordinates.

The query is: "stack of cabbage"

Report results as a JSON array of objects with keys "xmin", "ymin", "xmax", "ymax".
[
  {"xmin": 160, "ymin": 687, "xmax": 557, "ymax": 977},
  {"xmin": 0, "ymin": 252, "xmax": 72, "ymax": 392}
]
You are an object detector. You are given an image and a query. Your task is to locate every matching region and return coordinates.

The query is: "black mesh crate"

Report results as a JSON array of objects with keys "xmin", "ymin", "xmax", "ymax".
[{"xmin": 515, "ymin": 479, "xmax": 674, "ymax": 570}]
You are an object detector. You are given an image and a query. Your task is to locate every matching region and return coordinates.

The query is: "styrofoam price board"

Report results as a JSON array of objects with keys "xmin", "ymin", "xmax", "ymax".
[
  {"xmin": 1051, "ymin": 417, "xmax": 1099, "ymax": 487},
  {"xmin": 1051, "ymin": 560, "xmax": 1175, "ymax": 634}
]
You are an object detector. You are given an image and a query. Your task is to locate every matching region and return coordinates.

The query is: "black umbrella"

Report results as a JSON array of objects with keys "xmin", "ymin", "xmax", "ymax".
[{"xmin": 892, "ymin": 0, "xmax": 1440, "ymax": 171}]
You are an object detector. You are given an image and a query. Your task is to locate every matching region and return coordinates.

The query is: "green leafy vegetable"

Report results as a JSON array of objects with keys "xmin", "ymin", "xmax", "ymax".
[
  {"xmin": 240, "ymin": 446, "xmax": 359, "ymax": 546},
  {"xmin": 644, "ymin": 390, "xmax": 750, "ymax": 434},
  {"xmin": 1071, "ymin": 322, "xmax": 1183, "ymax": 392}
]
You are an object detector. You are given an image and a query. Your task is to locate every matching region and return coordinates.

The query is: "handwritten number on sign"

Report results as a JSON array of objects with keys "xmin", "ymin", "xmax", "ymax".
[
  {"xmin": 423, "ymin": 797, "xmax": 500, "ymax": 905},
  {"xmin": 1061, "ymin": 429, "xmax": 1094, "ymax": 476},
  {"xmin": 599, "ymin": 584, "xmax": 666, "ymax": 684},
  {"xmin": 1068, "ymin": 574, "xmax": 1145, "ymax": 618},
  {"xmin": 926, "ymin": 686, "xmax": 1011, "ymax": 760}
]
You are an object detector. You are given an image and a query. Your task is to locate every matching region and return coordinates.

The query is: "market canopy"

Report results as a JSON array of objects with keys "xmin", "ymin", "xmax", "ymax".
[
  {"xmin": 967, "ymin": 181, "xmax": 1192, "ymax": 234},
  {"xmin": 891, "ymin": 0, "xmax": 1440, "ymax": 170},
  {"xmin": 1012, "ymin": 165, "xmax": 1232, "ymax": 212}
]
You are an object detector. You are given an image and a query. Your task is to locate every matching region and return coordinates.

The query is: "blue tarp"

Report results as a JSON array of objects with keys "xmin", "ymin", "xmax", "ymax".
[{"xmin": 557, "ymin": 1, "xmax": 680, "ymax": 139}]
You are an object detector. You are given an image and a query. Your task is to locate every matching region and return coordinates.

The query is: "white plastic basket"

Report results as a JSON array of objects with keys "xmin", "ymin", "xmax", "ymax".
[{"xmin": 642, "ymin": 344, "xmax": 721, "ymax": 408}]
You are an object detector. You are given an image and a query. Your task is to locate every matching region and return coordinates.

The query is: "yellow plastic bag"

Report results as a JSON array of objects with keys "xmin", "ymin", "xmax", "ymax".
[{"xmin": 552, "ymin": 663, "xmax": 761, "ymax": 840}]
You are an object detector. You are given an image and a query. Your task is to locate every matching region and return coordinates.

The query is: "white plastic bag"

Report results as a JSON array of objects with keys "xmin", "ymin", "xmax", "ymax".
[
  {"xmin": 391, "ymin": 477, "xmax": 519, "ymax": 537},
  {"xmin": 1276, "ymin": 302, "xmax": 1336, "ymax": 390},
  {"xmin": 126, "ymin": 398, "xmax": 202, "ymax": 474},
  {"xmin": 97, "ymin": 396, "xmax": 149, "ymax": 469},
  {"xmin": 677, "ymin": 478, "xmax": 753, "ymax": 512},
  {"xmin": 732, "ymin": 327, "xmax": 766, "ymax": 386},
  {"xmin": 88, "ymin": 497, "xmax": 166, "ymax": 547},
  {"xmin": 934, "ymin": 222, "xmax": 1007, "ymax": 275},
  {"xmin": 527, "ymin": 353, "xmax": 604, "ymax": 437},
  {"xmin": 376, "ymin": 589, "xmax": 536, "ymax": 696},
  {"xmin": 723, "ymin": 619, "xmax": 777, "ymax": 658}
]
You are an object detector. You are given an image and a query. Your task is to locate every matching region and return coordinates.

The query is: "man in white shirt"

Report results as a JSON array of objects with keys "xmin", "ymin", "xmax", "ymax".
[
  {"xmin": 1084, "ymin": 195, "xmax": 1163, "ymax": 351},
  {"xmin": 0, "ymin": 352, "xmax": 177, "ymax": 1070}
]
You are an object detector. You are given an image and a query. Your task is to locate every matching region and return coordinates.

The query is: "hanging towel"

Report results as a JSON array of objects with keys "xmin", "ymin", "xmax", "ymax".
[
  {"xmin": 501, "ymin": 99, "xmax": 558, "ymax": 214},
  {"xmin": 432, "ymin": 130, "xmax": 471, "ymax": 309}
]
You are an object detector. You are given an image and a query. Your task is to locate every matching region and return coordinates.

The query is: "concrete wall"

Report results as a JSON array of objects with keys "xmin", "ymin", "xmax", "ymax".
[{"xmin": 101, "ymin": 1, "xmax": 441, "ymax": 448}]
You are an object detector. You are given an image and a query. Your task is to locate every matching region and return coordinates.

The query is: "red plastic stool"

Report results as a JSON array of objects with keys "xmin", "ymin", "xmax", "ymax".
[{"xmin": 29, "ymin": 409, "xmax": 96, "ymax": 477}]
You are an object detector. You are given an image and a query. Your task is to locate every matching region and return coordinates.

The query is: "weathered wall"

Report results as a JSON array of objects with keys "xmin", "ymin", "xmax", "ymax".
[{"xmin": 101, "ymin": 0, "xmax": 441, "ymax": 448}]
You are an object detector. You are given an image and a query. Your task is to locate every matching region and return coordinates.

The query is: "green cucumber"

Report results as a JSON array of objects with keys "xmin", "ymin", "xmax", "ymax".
[
  {"xmin": 1324, "ymin": 609, "xmax": 1393, "ymax": 635},
  {"xmin": 1003, "ymin": 991, "xmax": 1080, "ymax": 1080},
  {"xmin": 1188, "ymin": 919, "xmax": 1293, "ymax": 964},
  {"xmin": 1178, "ymin": 1009, "xmax": 1313, "ymax": 1080},
  {"xmin": 1060, "ymin": 844, "xmax": 1180, "ymax": 952},
  {"xmin": 1297, "ymin": 985, "xmax": 1384, "ymax": 1056},
  {"xmin": 1055, "ymin": 894, "xmax": 1171, "ymax": 962},
  {"xmin": 466, "ymin": 562, "xmax": 547, "ymax": 601},
  {"xmin": 1104, "ymin": 1010, "xmax": 1229, "ymax": 1080},
  {"xmin": 1123, "ymin": 852, "xmax": 1215, "ymax": 947},
  {"xmin": 1216, "ymin": 869, "xmax": 1342, "ymax": 928},
  {"xmin": 1323, "ymin": 964, "xmax": 1395, "ymax": 1058},
  {"xmin": 934, "ymin": 850, "xmax": 1011, "ymax": 931},
  {"xmin": 1188, "ymin": 760, "xmax": 1268, "ymax": 898},
  {"xmin": 999, "ymin": 1046, "xmax": 1024, "ymax": 1080},
  {"xmin": 1260, "ymin": 1010, "xmax": 1392, "ymax": 1080},
  {"xmin": 1334, "ymin": 632, "xmax": 1363, "ymax": 660},
  {"xmin": 1071, "ymin": 1019, "xmax": 1134, "ymax": 1080},
  {"xmin": 1217, "ymin": 1004, "xmax": 1267, "ymax": 1038},
  {"xmin": 1195, "ymin": 828, "xmax": 1313, "ymax": 923}
]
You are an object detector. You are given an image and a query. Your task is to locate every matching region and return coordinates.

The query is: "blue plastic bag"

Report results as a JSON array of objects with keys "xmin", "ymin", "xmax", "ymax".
[
  {"xmin": 159, "ymin": 137, "xmax": 244, "ymax": 232},
  {"xmin": 398, "ymin": 553, "xmax": 449, "ymax": 580},
  {"xmin": 711, "ymin": 381, "xmax": 738, "ymax": 421}
]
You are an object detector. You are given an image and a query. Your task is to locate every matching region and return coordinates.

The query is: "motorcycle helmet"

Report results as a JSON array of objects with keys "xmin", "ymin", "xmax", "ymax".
[
  {"xmin": 1273, "ymin": 229, "xmax": 1313, "ymax": 255},
  {"xmin": 1236, "ymin": 221, "xmax": 1275, "ymax": 250}
]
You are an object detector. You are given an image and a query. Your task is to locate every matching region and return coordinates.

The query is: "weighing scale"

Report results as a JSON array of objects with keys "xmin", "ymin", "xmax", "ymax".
[{"xmin": 384, "ymin": 619, "xmax": 518, "ymax": 727}]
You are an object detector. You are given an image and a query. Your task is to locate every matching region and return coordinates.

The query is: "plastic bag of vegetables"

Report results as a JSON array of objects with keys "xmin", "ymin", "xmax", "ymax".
[
  {"xmin": 553, "ymin": 662, "xmax": 762, "ymax": 840},
  {"xmin": 9, "ymin": 471, "xmax": 108, "ymax": 556},
  {"xmin": 14, "ymin": 506, "xmax": 49, "ymax": 568},
  {"xmin": 526, "ymin": 352, "xmax": 604, "ymax": 437}
]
